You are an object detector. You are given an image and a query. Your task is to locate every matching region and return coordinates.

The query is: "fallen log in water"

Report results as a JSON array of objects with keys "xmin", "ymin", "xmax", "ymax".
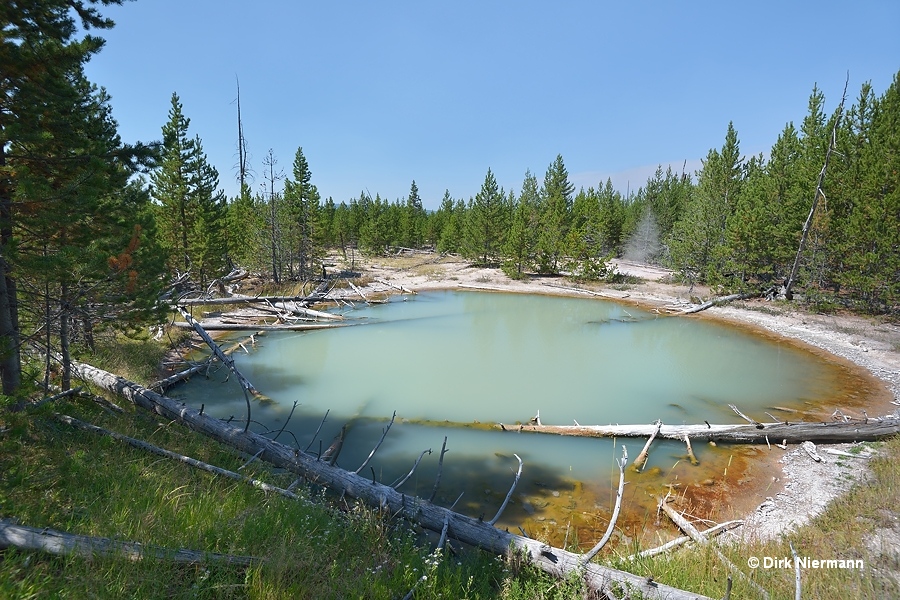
[
  {"xmin": 171, "ymin": 321, "xmax": 352, "ymax": 332},
  {"xmin": 494, "ymin": 419, "xmax": 900, "ymax": 444},
  {"xmin": 73, "ymin": 361, "xmax": 713, "ymax": 600}
]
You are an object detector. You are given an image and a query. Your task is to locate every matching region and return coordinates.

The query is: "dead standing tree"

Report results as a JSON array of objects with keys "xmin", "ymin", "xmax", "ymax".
[{"xmin": 782, "ymin": 76, "xmax": 849, "ymax": 301}]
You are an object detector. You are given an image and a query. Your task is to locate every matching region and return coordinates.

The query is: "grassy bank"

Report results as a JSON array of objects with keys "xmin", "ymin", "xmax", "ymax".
[{"xmin": 2, "ymin": 332, "xmax": 898, "ymax": 599}]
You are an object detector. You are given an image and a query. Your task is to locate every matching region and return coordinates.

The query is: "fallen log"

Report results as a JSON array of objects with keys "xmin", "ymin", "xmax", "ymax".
[
  {"xmin": 171, "ymin": 321, "xmax": 352, "ymax": 332},
  {"xmin": 681, "ymin": 292, "xmax": 757, "ymax": 314},
  {"xmin": 57, "ymin": 413, "xmax": 304, "ymax": 503},
  {"xmin": 73, "ymin": 361, "xmax": 713, "ymax": 600},
  {"xmin": 659, "ymin": 497, "xmax": 769, "ymax": 599},
  {"xmin": 376, "ymin": 279, "xmax": 416, "ymax": 295},
  {"xmin": 0, "ymin": 518, "xmax": 257, "ymax": 566},
  {"xmin": 176, "ymin": 306, "xmax": 259, "ymax": 398},
  {"xmin": 494, "ymin": 419, "xmax": 900, "ymax": 444},
  {"xmin": 270, "ymin": 302, "xmax": 343, "ymax": 321}
]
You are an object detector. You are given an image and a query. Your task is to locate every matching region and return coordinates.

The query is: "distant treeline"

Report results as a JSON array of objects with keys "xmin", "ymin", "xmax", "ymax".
[{"xmin": 207, "ymin": 76, "xmax": 898, "ymax": 314}]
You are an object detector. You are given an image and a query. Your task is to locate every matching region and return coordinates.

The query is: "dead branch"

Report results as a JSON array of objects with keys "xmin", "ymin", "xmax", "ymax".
[
  {"xmin": 429, "ymin": 436, "xmax": 449, "ymax": 503},
  {"xmin": 659, "ymin": 496, "xmax": 769, "ymax": 599},
  {"xmin": 487, "ymin": 454, "xmax": 523, "ymax": 526},
  {"xmin": 150, "ymin": 359, "xmax": 212, "ymax": 393},
  {"xmin": 170, "ymin": 321, "xmax": 350, "ymax": 332},
  {"xmin": 348, "ymin": 280, "xmax": 370, "ymax": 304},
  {"xmin": 321, "ymin": 425, "xmax": 346, "ymax": 466},
  {"xmin": 626, "ymin": 519, "xmax": 744, "ymax": 560},
  {"xmin": 0, "ymin": 519, "xmax": 258, "ymax": 566},
  {"xmin": 729, "ymin": 404, "xmax": 762, "ymax": 427},
  {"xmin": 175, "ymin": 306, "xmax": 258, "ymax": 398},
  {"xmin": 391, "ymin": 448, "xmax": 433, "ymax": 489},
  {"xmin": 582, "ymin": 445, "xmax": 628, "ymax": 563},
  {"xmin": 304, "ymin": 409, "xmax": 330, "ymax": 452},
  {"xmin": 683, "ymin": 434, "xmax": 699, "ymax": 465},
  {"xmin": 355, "ymin": 411, "xmax": 396, "ymax": 474},
  {"xmin": 176, "ymin": 305, "xmax": 257, "ymax": 432},
  {"xmin": 375, "ymin": 278, "xmax": 416, "ymax": 294},
  {"xmin": 632, "ymin": 420, "xmax": 662, "ymax": 471},
  {"xmin": 801, "ymin": 441, "xmax": 822, "ymax": 462},
  {"xmin": 31, "ymin": 386, "xmax": 82, "ymax": 408}
]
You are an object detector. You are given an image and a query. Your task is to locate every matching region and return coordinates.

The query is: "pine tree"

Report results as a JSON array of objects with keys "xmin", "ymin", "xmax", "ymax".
[
  {"xmin": 503, "ymin": 170, "xmax": 540, "ymax": 276},
  {"xmin": 436, "ymin": 192, "xmax": 463, "ymax": 254},
  {"xmin": 151, "ymin": 93, "xmax": 195, "ymax": 273},
  {"xmin": 0, "ymin": 0, "xmax": 169, "ymax": 396},
  {"xmin": 467, "ymin": 168, "xmax": 505, "ymax": 263},
  {"xmin": 835, "ymin": 74, "xmax": 900, "ymax": 310},
  {"xmin": 669, "ymin": 122, "xmax": 744, "ymax": 285},
  {"xmin": 400, "ymin": 180, "xmax": 425, "ymax": 248},
  {"xmin": 283, "ymin": 147, "xmax": 321, "ymax": 279},
  {"xmin": 537, "ymin": 154, "xmax": 575, "ymax": 273}
]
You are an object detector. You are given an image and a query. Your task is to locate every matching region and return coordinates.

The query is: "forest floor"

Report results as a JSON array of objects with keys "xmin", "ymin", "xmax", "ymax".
[{"xmin": 298, "ymin": 252, "xmax": 900, "ymax": 552}]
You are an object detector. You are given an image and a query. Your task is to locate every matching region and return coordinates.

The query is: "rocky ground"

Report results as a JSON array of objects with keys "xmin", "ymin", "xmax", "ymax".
[{"xmin": 314, "ymin": 252, "xmax": 900, "ymax": 546}]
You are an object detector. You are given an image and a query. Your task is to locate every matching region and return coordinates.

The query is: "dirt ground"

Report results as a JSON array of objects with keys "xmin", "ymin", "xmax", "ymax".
[{"xmin": 311, "ymin": 252, "xmax": 900, "ymax": 543}]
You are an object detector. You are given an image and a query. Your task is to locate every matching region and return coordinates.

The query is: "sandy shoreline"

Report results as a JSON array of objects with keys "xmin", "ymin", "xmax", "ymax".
[{"xmin": 323, "ymin": 253, "xmax": 900, "ymax": 542}]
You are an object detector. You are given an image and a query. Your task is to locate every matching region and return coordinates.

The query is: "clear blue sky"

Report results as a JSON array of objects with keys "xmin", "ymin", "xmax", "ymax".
[{"xmin": 85, "ymin": 0, "xmax": 900, "ymax": 210}]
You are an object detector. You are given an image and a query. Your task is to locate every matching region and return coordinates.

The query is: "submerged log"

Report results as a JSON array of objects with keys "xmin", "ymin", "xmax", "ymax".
[
  {"xmin": 73, "ymin": 361, "xmax": 712, "ymax": 600},
  {"xmin": 494, "ymin": 419, "xmax": 900, "ymax": 444}
]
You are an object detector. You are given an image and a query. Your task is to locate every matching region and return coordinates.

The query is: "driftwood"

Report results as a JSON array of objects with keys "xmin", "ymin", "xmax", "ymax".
[
  {"xmin": 348, "ymin": 280, "xmax": 370, "ymax": 304},
  {"xmin": 73, "ymin": 361, "xmax": 713, "ymax": 600},
  {"xmin": 149, "ymin": 360, "xmax": 211, "ymax": 392},
  {"xmin": 659, "ymin": 497, "xmax": 769, "ymax": 599},
  {"xmin": 176, "ymin": 306, "xmax": 259, "ymax": 398},
  {"xmin": 683, "ymin": 434, "xmax": 699, "ymax": 465},
  {"xmin": 171, "ymin": 321, "xmax": 350, "ymax": 332},
  {"xmin": 581, "ymin": 445, "xmax": 627, "ymax": 563},
  {"xmin": 681, "ymin": 292, "xmax": 758, "ymax": 314},
  {"xmin": 375, "ymin": 279, "xmax": 416, "ymax": 295},
  {"xmin": 632, "ymin": 420, "xmax": 661, "ymax": 471},
  {"xmin": 270, "ymin": 301, "xmax": 343, "ymax": 321},
  {"xmin": 627, "ymin": 519, "xmax": 744, "ymax": 560},
  {"xmin": 0, "ymin": 518, "xmax": 257, "ymax": 566},
  {"xmin": 496, "ymin": 419, "xmax": 900, "ymax": 444}
]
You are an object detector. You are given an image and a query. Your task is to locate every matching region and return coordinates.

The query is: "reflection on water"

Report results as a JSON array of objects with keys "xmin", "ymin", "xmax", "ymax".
[{"xmin": 171, "ymin": 291, "xmax": 861, "ymax": 549}]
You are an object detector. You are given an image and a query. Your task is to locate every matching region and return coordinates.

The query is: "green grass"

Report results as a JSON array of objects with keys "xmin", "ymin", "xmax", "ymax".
[{"xmin": 0, "ymin": 399, "xmax": 520, "ymax": 599}]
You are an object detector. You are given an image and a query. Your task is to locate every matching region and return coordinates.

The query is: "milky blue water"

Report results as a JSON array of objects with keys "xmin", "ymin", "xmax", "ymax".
[{"xmin": 170, "ymin": 291, "xmax": 846, "ymax": 532}]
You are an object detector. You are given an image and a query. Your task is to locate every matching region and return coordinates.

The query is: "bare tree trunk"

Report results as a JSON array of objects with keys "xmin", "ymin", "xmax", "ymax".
[
  {"xmin": 60, "ymin": 282, "xmax": 71, "ymax": 391},
  {"xmin": 496, "ymin": 419, "xmax": 900, "ymax": 444},
  {"xmin": 782, "ymin": 77, "xmax": 849, "ymax": 300},
  {"xmin": 0, "ymin": 518, "xmax": 257, "ymax": 566},
  {"xmin": 73, "ymin": 361, "xmax": 713, "ymax": 600}
]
